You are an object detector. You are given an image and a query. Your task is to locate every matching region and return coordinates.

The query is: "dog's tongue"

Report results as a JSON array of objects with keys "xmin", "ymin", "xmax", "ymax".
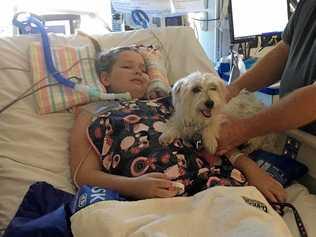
[{"xmin": 201, "ymin": 109, "xmax": 212, "ymax": 118}]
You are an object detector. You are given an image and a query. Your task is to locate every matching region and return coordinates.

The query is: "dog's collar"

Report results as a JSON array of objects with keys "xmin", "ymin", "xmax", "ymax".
[
  {"xmin": 182, "ymin": 121, "xmax": 204, "ymax": 151},
  {"xmin": 186, "ymin": 133, "xmax": 203, "ymax": 151}
]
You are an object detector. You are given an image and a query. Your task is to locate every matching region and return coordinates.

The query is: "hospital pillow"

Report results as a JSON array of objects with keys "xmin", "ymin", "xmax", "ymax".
[
  {"xmin": 29, "ymin": 42, "xmax": 105, "ymax": 114},
  {"xmin": 29, "ymin": 43, "xmax": 169, "ymax": 114}
]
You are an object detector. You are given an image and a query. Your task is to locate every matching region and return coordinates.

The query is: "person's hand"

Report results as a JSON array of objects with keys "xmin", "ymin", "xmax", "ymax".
[
  {"xmin": 225, "ymin": 84, "xmax": 241, "ymax": 102},
  {"xmin": 128, "ymin": 172, "xmax": 178, "ymax": 199},
  {"xmin": 146, "ymin": 80, "xmax": 170, "ymax": 99},
  {"xmin": 216, "ymin": 115, "xmax": 249, "ymax": 155},
  {"xmin": 247, "ymin": 168, "xmax": 287, "ymax": 203},
  {"xmin": 147, "ymin": 87, "xmax": 169, "ymax": 99}
]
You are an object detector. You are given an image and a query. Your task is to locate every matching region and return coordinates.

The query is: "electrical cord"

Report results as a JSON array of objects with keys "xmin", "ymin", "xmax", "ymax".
[
  {"xmin": 0, "ymin": 67, "xmax": 30, "ymax": 72},
  {"xmin": 192, "ymin": 20, "xmax": 200, "ymax": 41},
  {"xmin": 190, "ymin": 17, "xmax": 220, "ymax": 22},
  {"xmin": 0, "ymin": 57, "xmax": 96, "ymax": 115},
  {"xmin": 80, "ymin": 27, "xmax": 172, "ymax": 81},
  {"xmin": 0, "ymin": 27, "xmax": 174, "ymax": 115},
  {"xmin": 73, "ymin": 145, "xmax": 93, "ymax": 189},
  {"xmin": 147, "ymin": 28, "xmax": 172, "ymax": 78},
  {"xmin": 0, "ymin": 82, "xmax": 60, "ymax": 114}
]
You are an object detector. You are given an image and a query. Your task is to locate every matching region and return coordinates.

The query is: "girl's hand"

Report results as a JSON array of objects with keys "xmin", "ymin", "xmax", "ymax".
[
  {"xmin": 247, "ymin": 169, "xmax": 287, "ymax": 203},
  {"xmin": 147, "ymin": 87, "xmax": 169, "ymax": 99},
  {"xmin": 146, "ymin": 80, "xmax": 170, "ymax": 99},
  {"xmin": 128, "ymin": 172, "xmax": 178, "ymax": 199}
]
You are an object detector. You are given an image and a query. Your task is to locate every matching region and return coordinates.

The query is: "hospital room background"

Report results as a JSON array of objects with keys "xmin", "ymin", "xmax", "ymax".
[
  {"xmin": 0, "ymin": 0, "xmax": 298, "ymax": 102},
  {"xmin": 1, "ymin": 0, "xmax": 315, "ymax": 237}
]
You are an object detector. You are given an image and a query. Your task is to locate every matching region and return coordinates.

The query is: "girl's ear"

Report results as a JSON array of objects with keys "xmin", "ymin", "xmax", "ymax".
[{"xmin": 100, "ymin": 72, "xmax": 110, "ymax": 88}]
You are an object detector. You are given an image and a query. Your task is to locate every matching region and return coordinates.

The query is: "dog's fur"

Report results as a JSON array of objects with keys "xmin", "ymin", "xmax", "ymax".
[{"xmin": 159, "ymin": 71, "xmax": 282, "ymax": 154}]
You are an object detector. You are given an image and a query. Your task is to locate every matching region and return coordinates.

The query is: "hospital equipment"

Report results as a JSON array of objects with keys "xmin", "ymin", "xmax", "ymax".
[
  {"xmin": 228, "ymin": 0, "xmax": 289, "ymax": 43},
  {"xmin": 12, "ymin": 12, "xmax": 131, "ymax": 101}
]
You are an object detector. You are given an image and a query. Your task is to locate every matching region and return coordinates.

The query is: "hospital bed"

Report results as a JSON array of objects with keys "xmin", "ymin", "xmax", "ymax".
[{"xmin": 0, "ymin": 26, "xmax": 315, "ymax": 237}]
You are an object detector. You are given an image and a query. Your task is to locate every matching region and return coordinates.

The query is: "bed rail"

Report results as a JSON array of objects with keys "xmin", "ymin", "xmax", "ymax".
[{"xmin": 286, "ymin": 129, "xmax": 316, "ymax": 193}]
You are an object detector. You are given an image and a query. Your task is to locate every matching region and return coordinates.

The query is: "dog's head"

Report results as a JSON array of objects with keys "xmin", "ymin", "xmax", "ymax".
[{"xmin": 172, "ymin": 71, "xmax": 226, "ymax": 124}]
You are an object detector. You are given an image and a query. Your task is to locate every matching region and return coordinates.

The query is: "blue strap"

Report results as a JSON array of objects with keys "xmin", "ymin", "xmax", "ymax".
[{"xmin": 12, "ymin": 12, "xmax": 75, "ymax": 88}]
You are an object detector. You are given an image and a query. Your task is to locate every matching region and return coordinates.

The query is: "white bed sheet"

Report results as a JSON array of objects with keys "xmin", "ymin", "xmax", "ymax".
[
  {"xmin": 0, "ymin": 26, "xmax": 213, "ymax": 229},
  {"xmin": 284, "ymin": 183, "xmax": 316, "ymax": 237},
  {"xmin": 0, "ymin": 26, "xmax": 315, "ymax": 237}
]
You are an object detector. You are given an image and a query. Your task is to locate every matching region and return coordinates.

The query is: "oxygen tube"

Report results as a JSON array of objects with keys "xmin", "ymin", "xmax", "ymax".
[{"xmin": 12, "ymin": 12, "xmax": 131, "ymax": 100}]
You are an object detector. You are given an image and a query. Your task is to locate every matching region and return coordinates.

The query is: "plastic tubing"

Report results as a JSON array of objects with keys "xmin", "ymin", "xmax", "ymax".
[{"xmin": 27, "ymin": 15, "xmax": 76, "ymax": 88}]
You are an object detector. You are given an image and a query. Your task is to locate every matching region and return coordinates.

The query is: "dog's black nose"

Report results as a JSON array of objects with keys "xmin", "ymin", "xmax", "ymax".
[{"xmin": 204, "ymin": 100, "xmax": 214, "ymax": 109}]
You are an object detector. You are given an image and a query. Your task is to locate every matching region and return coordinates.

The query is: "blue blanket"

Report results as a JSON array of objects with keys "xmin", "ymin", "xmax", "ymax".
[
  {"xmin": 3, "ymin": 182, "xmax": 126, "ymax": 237},
  {"xmin": 3, "ymin": 182, "xmax": 74, "ymax": 237}
]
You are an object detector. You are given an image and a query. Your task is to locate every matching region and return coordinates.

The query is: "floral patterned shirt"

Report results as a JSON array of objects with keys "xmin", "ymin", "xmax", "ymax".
[{"xmin": 87, "ymin": 96, "xmax": 246, "ymax": 196}]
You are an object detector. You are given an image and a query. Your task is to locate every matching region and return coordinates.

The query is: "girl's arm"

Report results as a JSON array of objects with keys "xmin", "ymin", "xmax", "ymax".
[
  {"xmin": 225, "ymin": 149, "xmax": 287, "ymax": 202},
  {"xmin": 69, "ymin": 111, "xmax": 177, "ymax": 199}
]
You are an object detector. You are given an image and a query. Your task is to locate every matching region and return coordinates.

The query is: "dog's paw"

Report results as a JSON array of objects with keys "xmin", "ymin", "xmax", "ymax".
[
  {"xmin": 202, "ymin": 132, "xmax": 218, "ymax": 154},
  {"xmin": 204, "ymin": 138, "xmax": 218, "ymax": 154},
  {"xmin": 159, "ymin": 132, "xmax": 176, "ymax": 146}
]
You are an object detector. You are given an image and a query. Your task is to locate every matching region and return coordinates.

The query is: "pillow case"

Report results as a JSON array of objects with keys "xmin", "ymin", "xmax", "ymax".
[
  {"xmin": 30, "ymin": 42, "xmax": 105, "ymax": 114},
  {"xmin": 249, "ymin": 149, "xmax": 308, "ymax": 187},
  {"xmin": 30, "ymin": 43, "xmax": 170, "ymax": 114}
]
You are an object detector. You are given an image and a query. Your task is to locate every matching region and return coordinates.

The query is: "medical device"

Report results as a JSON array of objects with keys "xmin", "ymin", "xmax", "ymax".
[
  {"xmin": 12, "ymin": 12, "xmax": 131, "ymax": 101},
  {"xmin": 228, "ymin": 0, "xmax": 289, "ymax": 43}
]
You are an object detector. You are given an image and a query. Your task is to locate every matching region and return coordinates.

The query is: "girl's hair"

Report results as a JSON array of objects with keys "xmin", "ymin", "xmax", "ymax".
[{"xmin": 95, "ymin": 46, "xmax": 140, "ymax": 77}]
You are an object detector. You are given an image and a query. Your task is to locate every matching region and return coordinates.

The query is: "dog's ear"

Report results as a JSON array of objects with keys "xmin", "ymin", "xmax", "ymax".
[
  {"xmin": 172, "ymin": 80, "xmax": 184, "ymax": 94},
  {"xmin": 204, "ymin": 73, "xmax": 228, "ymax": 102},
  {"xmin": 215, "ymin": 78, "xmax": 228, "ymax": 102}
]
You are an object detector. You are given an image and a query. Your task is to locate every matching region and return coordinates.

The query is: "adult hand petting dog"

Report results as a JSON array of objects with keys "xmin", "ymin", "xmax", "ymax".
[
  {"xmin": 216, "ymin": 115, "xmax": 250, "ymax": 155},
  {"xmin": 224, "ymin": 84, "xmax": 241, "ymax": 102}
]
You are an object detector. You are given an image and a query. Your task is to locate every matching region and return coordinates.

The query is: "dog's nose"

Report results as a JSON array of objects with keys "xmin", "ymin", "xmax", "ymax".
[{"xmin": 204, "ymin": 100, "xmax": 214, "ymax": 109}]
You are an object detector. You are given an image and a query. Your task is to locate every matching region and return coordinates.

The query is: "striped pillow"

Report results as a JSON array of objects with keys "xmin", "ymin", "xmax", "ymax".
[{"xmin": 29, "ymin": 43, "xmax": 105, "ymax": 114}]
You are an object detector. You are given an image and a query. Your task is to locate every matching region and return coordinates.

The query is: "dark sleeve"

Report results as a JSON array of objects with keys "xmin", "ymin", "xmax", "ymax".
[
  {"xmin": 87, "ymin": 117, "xmax": 106, "ymax": 155},
  {"xmin": 282, "ymin": 0, "xmax": 305, "ymax": 45}
]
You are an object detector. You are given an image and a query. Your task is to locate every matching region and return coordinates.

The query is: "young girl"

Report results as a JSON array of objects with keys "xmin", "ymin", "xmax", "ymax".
[{"xmin": 70, "ymin": 46, "xmax": 287, "ymax": 202}]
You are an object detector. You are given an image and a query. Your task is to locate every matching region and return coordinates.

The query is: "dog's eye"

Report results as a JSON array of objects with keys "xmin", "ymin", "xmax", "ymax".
[
  {"xmin": 192, "ymin": 86, "xmax": 201, "ymax": 93},
  {"xmin": 209, "ymin": 86, "xmax": 217, "ymax": 91}
]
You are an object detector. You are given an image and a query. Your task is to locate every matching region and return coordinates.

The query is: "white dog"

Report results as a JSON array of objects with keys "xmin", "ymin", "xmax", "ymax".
[{"xmin": 159, "ymin": 71, "xmax": 281, "ymax": 154}]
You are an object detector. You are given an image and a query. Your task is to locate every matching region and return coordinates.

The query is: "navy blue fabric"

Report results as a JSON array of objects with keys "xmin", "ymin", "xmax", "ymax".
[
  {"xmin": 3, "ymin": 182, "xmax": 74, "ymax": 237},
  {"xmin": 249, "ymin": 150, "xmax": 308, "ymax": 187}
]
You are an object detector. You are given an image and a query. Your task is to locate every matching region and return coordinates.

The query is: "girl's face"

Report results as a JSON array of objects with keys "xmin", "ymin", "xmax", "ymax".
[{"xmin": 100, "ymin": 50, "xmax": 150, "ymax": 99}]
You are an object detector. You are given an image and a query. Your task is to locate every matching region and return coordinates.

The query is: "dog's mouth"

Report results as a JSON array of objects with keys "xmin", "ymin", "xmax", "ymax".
[{"xmin": 200, "ymin": 109, "xmax": 212, "ymax": 118}]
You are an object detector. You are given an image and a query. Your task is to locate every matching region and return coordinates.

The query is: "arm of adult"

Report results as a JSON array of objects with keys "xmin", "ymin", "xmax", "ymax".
[
  {"xmin": 69, "ymin": 110, "xmax": 177, "ymax": 199},
  {"xmin": 217, "ymin": 83, "xmax": 316, "ymax": 154},
  {"xmin": 225, "ymin": 41, "xmax": 289, "ymax": 101}
]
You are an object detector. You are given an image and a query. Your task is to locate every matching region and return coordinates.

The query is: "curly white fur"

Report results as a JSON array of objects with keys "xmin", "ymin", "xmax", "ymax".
[{"xmin": 159, "ymin": 71, "xmax": 283, "ymax": 154}]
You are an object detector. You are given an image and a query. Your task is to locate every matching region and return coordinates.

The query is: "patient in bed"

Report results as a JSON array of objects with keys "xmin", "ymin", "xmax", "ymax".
[{"xmin": 69, "ymin": 46, "xmax": 287, "ymax": 202}]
